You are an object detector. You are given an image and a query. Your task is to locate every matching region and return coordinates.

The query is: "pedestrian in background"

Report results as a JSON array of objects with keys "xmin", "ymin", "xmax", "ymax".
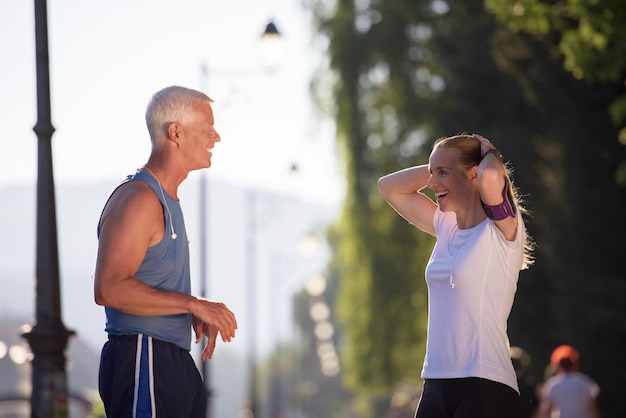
[
  {"xmin": 511, "ymin": 346, "xmax": 539, "ymax": 418},
  {"xmin": 539, "ymin": 345, "xmax": 600, "ymax": 418}
]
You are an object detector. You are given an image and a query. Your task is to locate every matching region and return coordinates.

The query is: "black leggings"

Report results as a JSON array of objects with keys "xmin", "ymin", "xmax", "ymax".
[{"xmin": 415, "ymin": 377, "xmax": 521, "ymax": 418}]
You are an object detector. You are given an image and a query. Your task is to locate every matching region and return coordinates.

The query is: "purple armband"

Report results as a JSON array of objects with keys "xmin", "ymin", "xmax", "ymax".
[{"xmin": 482, "ymin": 179, "xmax": 517, "ymax": 220}]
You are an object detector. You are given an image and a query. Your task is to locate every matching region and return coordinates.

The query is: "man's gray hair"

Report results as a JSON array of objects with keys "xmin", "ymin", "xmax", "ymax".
[{"xmin": 145, "ymin": 86, "xmax": 213, "ymax": 148}]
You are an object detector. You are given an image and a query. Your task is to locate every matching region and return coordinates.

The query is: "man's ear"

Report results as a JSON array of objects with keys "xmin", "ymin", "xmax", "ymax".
[{"xmin": 167, "ymin": 122, "xmax": 183, "ymax": 146}]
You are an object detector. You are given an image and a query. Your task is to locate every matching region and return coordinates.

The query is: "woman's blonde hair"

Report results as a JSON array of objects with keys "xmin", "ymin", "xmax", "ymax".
[{"xmin": 434, "ymin": 134, "xmax": 535, "ymax": 269}]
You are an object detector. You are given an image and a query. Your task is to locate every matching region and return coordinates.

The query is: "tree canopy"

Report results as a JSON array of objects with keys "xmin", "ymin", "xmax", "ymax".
[
  {"xmin": 305, "ymin": 0, "xmax": 626, "ymax": 416},
  {"xmin": 485, "ymin": 0, "xmax": 626, "ymax": 158}
]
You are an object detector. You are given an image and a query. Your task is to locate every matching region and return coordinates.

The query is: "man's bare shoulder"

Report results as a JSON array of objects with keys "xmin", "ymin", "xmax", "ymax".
[{"xmin": 102, "ymin": 179, "xmax": 161, "ymax": 224}]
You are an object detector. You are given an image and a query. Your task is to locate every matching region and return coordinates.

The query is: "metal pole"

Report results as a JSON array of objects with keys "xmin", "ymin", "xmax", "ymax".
[
  {"xmin": 199, "ymin": 62, "xmax": 212, "ymax": 417},
  {"xmin": 246, "ymin": 190, "xmax": 258, "ymax": 417},
  {"xmin": 22, "ymin": 0, "xmax": 75, "ymax": 417}
]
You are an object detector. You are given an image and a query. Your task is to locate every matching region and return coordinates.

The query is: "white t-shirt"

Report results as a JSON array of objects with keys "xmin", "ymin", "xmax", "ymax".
[
  {"xmin": 543, "ymin": 372, "xmax": 600, "ymax": 418},
  {"xmin": 422, "ymin": 208, "xmax": 526, "ymax": 392}
]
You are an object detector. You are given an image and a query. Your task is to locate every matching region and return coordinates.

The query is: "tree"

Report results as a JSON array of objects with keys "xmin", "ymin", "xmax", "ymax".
[
  {"xmin": 485, "ymin": 0, "xmax": 626, "ymax": 176},
  {"xmin": 482, "ymin": 3, "xmax": 626, "ymax": 416},
  {"xmin": 305, "ymin": 0, "xmax": 438, "ymax": 396},
  {"xmin": 305, "ymin": 0, "xmax": 626, "ymax": 416}
]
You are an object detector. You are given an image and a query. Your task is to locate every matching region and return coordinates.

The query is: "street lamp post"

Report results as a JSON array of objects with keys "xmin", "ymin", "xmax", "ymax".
[
  {"xmin": 197, "ymin": 20, "xmax": 282, "ymax": 418},
  {"xmin": 246, "ymin": 191, "xmax": 259, "ymax": 417},
  {"xmin": 247, "ymin": 23, "xmax": 283, "ymax": 418},
  {"xmin": 198, "ymin": 61, "xmax": 213, "ymax": 418},
  {"xmin": 22, "ymin": 0, "xmax": 75, "ymax": 417}
]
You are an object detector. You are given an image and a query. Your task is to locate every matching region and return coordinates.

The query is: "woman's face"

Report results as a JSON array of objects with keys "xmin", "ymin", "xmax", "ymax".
[{"xmin": 427, "ymin": 147, "xmax": 475, "ymax": 212}]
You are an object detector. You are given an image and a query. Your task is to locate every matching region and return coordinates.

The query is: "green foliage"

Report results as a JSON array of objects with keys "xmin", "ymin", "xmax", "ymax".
[
  {"xmin": 87, "ymin": 399, "xmax": 105, "ymax": 418},
  {"xmin": 306, "ymin": 0, "xmax": 438, "ymax": 394},
  {"xmin": 484, "ymin": 0, "xmax": 626, "ymax": 144},
  {"xmin": 484, "ymin": 0, "xmax": 626, "ymax": 83},
  {"xmin": 305, "ymin": 0, "xmax": 626, "ymax": 416}
]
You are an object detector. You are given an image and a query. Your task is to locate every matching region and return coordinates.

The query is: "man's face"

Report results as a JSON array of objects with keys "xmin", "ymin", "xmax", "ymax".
[{"xmin": 180, "ymin": 100, "xmax": 221, "ymax": 170}]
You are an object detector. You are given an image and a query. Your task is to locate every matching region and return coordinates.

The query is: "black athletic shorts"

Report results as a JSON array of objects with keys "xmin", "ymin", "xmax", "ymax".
[
  {"xmin": 99, "ymin": 334, "xmax": 206, "ymax": 418},
  {"xmin": 415, "ymin": 377, "xmax": 521, "ymax": 418}
]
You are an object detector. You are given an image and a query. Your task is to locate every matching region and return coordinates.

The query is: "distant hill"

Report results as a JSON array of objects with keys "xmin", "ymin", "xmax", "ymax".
[{"xmin": 0, "ymin": 178, "xmax": 337, "ymax": 417}]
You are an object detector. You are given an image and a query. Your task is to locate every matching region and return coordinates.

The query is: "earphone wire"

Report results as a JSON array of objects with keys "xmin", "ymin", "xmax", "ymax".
[{"xmin": 139, "ymin": 167, "xmax": 177, "ymax": 240}]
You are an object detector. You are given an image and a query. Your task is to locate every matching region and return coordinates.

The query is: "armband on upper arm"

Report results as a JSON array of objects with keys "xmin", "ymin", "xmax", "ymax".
[{"xmin": 482, "ymin": 178, "xmax": 517, "ymax": 220}]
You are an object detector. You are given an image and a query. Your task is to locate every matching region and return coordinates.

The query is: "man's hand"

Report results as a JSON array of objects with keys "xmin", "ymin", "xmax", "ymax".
[
  {"xmin": 193, "ymin": 317, "xmax": 219, "ymax": 360},
  {"xmin": 191, "ymin": 298, "xmax": 238, "ymax": 360}
]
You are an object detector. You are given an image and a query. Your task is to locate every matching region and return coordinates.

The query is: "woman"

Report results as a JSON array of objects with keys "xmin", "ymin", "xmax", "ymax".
[
  {"xmin": 539, "ymin": 345, "xmax": 601, "ymax": 418},
  {"xmin": 378, "ymin": 133, "xmax": 534, "ymax": 418}
]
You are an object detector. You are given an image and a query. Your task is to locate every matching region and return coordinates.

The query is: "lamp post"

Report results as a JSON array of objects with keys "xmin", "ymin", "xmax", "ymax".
[
  {"xmin": 198, "ymin": 19, "xmax": 282, "ymax": 418},
  {"xmin": 246, "ymin": 190, "xmax": 259, "ymax": 417},
  {"xmin": 198, "ymin": 61, "xmax": 213, "ymax": 418},
  {"xmin": 22, "ymin": 0, "xmax": 75, "ymax": 417}
]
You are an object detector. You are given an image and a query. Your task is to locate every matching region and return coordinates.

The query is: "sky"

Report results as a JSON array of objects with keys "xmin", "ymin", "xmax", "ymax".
[
  {"xmin": 0, "ymin": 0, "xmax": 344, "ymax": 205},
  {"xmin": 0, "ymin": 1, "xmax": 345, "ymax": 413}
]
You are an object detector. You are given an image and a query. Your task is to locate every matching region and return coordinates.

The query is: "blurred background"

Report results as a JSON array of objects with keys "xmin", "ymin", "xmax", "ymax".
[{"xmin": 1, "ymin": 0, "xmax": 625, "ymax": 417}]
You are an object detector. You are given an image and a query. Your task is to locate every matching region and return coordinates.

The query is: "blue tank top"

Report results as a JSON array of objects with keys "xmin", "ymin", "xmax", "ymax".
[{"xmin": 98, "ymin": 170, "xmax": 192, "ymax": 351}]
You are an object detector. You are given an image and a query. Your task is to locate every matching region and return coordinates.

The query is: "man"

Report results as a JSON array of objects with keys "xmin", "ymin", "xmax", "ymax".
[{"xmin": 94, "ymin": 86, "xmax": 238, "ymax": 417}]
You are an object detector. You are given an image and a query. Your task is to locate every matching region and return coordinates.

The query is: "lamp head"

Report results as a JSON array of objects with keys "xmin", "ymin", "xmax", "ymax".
[
  {"xmin": 259, "ymin": 19, "xmax": 284, "ymax": 71},
  {"xmin": 263, "ymin": 20, "xmax": 280, "ymax": 37}
]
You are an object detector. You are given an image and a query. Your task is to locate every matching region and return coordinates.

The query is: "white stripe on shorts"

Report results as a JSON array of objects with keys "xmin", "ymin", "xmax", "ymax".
[{"xmin": 132, "ymin": 334, "xmax": 156, "ymax": 418}]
